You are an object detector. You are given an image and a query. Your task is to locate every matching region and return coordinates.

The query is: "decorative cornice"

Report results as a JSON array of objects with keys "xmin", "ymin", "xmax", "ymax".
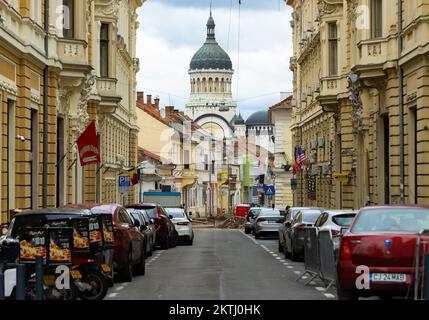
[{"xmin": 0, "ymin": 79, "xmax": 17, "ymax": 96}]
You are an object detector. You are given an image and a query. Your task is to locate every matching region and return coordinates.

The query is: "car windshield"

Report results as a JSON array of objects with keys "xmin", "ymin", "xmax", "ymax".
[
  {"xmin": 301, "ymin": 210, "xmax": 322, "ymax": 224},
  {"xmin": 165, "ymin": 208, "xmax": 186, "ymax": 218},
  {"xmin": 332, "ymin": 214, "xmax": 356, "ymax": 227},
  {"xmin": 259, "ymin": 209, "xmax": 281, "ymax": 216},
  {"xmin": 351, "ymin": 209, "xmax": 429, "ymax": 233},
  {"xmin": 291, "ymin": 208, "xmax": 309, "ymax": 219},
  {"xmin": 142, "ymin": 208, "xmax": 157, "ymax": 218}
]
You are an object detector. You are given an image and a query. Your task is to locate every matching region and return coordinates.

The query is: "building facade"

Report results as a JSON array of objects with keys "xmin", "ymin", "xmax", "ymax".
[
  {"xmin": 287, "ymin": 0, "xmax": 429, "ymax": 209},
  {"xmin": 0, "ymin": 0, "xmax": 143, "ymax": 224}
]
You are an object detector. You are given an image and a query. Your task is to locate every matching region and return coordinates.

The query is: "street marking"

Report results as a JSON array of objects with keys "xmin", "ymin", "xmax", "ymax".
[
  {"xmin": 302, "ymin": 276, "xmax": 308, "ymax": 280},
  {"xmin": 315, "ymin": 287, "xmax": 326, "ymax": 292},
  {"xmin": 287, "ymin": 266, "xmax": 293, "ymax": 269},
  {"xmin": 279, "ymin": 260, "xmax": 286, "ymax": 263},
  {"xmin": 116, "ymin": 286, "xmax": 125, "ymax": 291},
  {"xmin": 275, "ymin": 257, "xmax": 282, "ymax": 260},
  {"xmin": 294, "ymin": 271, "xmax": 301, "ymax": 275},
  {"xmin": 324, "ymin": 293, "xmax": 336, "ymax": 299},
  {"xmin": 108, "ymin": 293, "xmax": 118, "ymax": 298},
  {"xmin": 272, "ymin": 254, "xmax": 278, "ymax": 257}
]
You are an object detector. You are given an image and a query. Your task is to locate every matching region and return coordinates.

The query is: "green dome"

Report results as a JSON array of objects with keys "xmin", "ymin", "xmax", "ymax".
[{"xmin": 189, "ymin": 12, "xmax": 232, "ymax": 71}]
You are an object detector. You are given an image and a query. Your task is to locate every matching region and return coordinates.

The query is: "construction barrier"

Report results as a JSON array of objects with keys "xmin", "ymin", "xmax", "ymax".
[{"xmin": 297, "ymin": 227, "xmax": 341, "ymax": 289}]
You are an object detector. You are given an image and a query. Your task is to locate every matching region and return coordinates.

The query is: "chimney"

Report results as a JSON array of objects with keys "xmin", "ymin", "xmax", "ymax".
[
  {"xmin": 147, "ymin": 95, "xmax": 152, "ymax": 106},
  {"xmin": 154, "ymin": 97, "xmax": 160, "ymax": 109},
  {"xmin": 165, "ymin": 106, "xmax": 175, "ymax": 115},
  {"xmin": 137, "ymin": 92, "xmax": 144, "ymax": 103}
]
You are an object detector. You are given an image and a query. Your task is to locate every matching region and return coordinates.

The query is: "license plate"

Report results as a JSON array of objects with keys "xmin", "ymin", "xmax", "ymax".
[
  {"xmin": 70, "ymin": 270, "xmax": 82, "ymax": 279},
  {"xmin": 101, "ymin": 264, "xmax": 111, "ymax": 273},
  {"xmin": 371, "ymin": 273, "xmax": 406, "ymax": 283}
]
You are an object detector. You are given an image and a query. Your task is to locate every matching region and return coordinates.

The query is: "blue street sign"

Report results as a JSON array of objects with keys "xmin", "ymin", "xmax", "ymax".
[
  {"xmin": 119, "ymin": 176, "xmax": 131, "ymax": 195},
  {"xmin": 264, "ymin": 185, "xmax": 276, "ymax": 196}
]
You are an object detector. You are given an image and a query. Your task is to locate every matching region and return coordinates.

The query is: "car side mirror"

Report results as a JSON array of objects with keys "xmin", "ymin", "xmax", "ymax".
[
  {"xmin": 134, "ymin": 220, "xmax": 141, "ymax": 228},
  {"xmin": 149, "ymin": 218, "xmax": 155, "ymax": 224},
  {"xmin": 169, "ymin": 215, "xmax": 174, "ymax": 220}
]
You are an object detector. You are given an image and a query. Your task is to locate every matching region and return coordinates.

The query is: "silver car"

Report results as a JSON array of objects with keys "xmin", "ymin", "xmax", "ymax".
[
  {"xmin": 253, "ymin": 208, "xmax": 285, "ymax": 239},
  {"xmin": 244, "ymin": 207, "xmax": 262, "ymax": 234},
  {"xmin": 165, "ymin": 207, "xmax": 194, "ymax": 245},
  {"xmin": 314, "ymin": 210, "xmax": 357, "ymax": 251}
]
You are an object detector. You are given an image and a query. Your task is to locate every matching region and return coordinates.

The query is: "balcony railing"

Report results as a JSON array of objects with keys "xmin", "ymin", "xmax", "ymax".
[
  {"xmin": 57, "ymin": 38, "xmax": 88, "ymax": 66},
  {"xmin": 96, "ymin": 77, "xmax": 118, "ymax": 97},
  {"xmin": 357, "ymin": 38, "xmax": 388, "ymax": 67}
]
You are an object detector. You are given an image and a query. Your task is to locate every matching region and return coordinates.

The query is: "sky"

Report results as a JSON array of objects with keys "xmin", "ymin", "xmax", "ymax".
[{"xmin": 136, "ymin": 0, "xmax": 293, "ymax": 120}]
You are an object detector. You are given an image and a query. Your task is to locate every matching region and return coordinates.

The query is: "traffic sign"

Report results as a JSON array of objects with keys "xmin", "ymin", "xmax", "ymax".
[
  {"xmin": 119, "ymin": 176, "xmax": 131, "ymax": 195},
  {"xmin": 264, "ymin": 185, "xmax": 276, "ymax": 196}
]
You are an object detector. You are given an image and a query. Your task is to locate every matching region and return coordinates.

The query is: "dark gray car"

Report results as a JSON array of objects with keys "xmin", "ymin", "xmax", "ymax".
[{"xmin": 283, "ymin": 208, "xmax": 322, "ymax": 261}]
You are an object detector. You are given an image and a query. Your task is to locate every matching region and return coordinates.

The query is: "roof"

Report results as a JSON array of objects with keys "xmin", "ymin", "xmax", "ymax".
[
  {"xmin": 246, "ymin": 110, "xmax": 271, "ymax": 126},
  {"xmin": 231, "ymin": 113, "xmax": 245, "ymax": 125},
  {"xmin": 138, "ymin": 147, "xmax": 161, "ymax": 163},
  {"xmin": 15, "ymin": 208, "xmax": 90, "ymax": 217},
  {"xmin": 270, "ymin": 96, "xmax": 293, "ymax": 110},
  {"xmin": 190, "ymin": 13, "xmax": 232, "ymax": 71},
  {"xmin": 63, "ymin": 204, "xmax": 121, "ymax": 213}
]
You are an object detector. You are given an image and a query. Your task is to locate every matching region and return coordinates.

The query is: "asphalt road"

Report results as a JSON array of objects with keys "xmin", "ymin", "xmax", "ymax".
[{"xmin": 107, "ymin": 229, "xmax": 337, "ymax": 300}]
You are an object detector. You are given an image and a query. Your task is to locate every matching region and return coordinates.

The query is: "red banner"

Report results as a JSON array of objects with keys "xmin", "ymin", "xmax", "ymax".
[{"xmin": 76, "ymin": 120, "xmax": 101, "ymax": 166}]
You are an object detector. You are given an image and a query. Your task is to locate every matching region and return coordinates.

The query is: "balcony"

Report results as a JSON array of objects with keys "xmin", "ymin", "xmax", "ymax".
[
  {"xmin": 57, "ymin": 38, "xmax": 88, "ymax": 66},
  {"xmin": 355, "ymin": 38, "xmax": 390, "ymax": 79},
  {"xmin": 96, "ymin": 77, "xmax": 121, "ymax": 113},
  {"xmin": 317, "ymin": 76, "xmax": 348, "ymax": 112}
]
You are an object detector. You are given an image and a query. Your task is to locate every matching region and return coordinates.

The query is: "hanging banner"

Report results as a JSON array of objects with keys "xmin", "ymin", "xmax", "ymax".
[{"xmin": 76, "ymin": 120, "xmax": 101, "ymax": 166}]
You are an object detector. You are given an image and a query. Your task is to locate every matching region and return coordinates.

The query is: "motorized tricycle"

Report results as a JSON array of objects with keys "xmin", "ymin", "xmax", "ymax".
[{"xmin": 4, "ymin": 208, "xmax": 113, "ymax": 300}]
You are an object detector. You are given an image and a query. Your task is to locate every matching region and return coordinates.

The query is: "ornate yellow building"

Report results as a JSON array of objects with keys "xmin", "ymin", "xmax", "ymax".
[
  {"xmin": 0, "ymin": 0, "xmax": 143, "ymax": 223},
  {"xmin": 287, "ymin": 0, "xmax": 429, "ymax": 209}
]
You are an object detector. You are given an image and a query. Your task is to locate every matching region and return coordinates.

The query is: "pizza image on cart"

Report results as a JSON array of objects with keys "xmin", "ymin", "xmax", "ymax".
[
  {"xmin": 103, "ymin": 226, "xmax": 114, "ymax": 243},
  {"xmin": 73, "ymin": 230, "xmax": 89, "ymax": 249},
  {"xmin": 49, "ymin": 243, "xmax": 71, "ymax": 262},
  {"xmin": 20, "ymin": 240, "xmax": 46, "ymax": 260}
]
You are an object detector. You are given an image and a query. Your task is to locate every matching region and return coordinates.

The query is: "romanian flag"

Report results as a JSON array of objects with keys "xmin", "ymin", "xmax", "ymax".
[{"xmin": 128, "ymin": 167, "xmax": 140, "ymax": 186}]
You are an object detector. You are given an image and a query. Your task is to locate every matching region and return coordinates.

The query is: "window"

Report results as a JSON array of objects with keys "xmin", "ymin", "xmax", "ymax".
[
  {"xmin": 184, "ymin": 150, "xmax": 190, "ymax": 170},
  {"xmin": 100, "ymin": 23, "xmax": 110, "ymax": 77},
  {"xmin": 328, "ymin": 23, "xmax": 338, "ymax": 76},
  {"xmin": 371, "ymin": 0, "xmax": 383, "ymax": 38},
  {"xmin": 33, "ymin": 0, "xmax": 40, "ymax": 23},
  {"xmin": 204, "ymin": 155, "xmax": 209, "ymax": 171},
  {"xmin": 7, "ymin": 99, "xmax": 15, "ymax": 214},
  {"xmin": 62, "ymin": 0, "xmax": 75, "ymax": 38}
]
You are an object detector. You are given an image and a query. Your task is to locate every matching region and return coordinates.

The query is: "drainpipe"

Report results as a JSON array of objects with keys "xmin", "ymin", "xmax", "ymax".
[
  {"xmin": 397, "ymin": 0, "xmax": 405, "ymax": 204},
  {"xmin": 42, "ymin": 0, "xmax": 50, "ymax": 208}
]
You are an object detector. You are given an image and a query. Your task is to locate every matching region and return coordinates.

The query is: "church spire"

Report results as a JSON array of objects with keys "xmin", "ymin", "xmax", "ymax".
[{"xmin": 206, "ymin": 6, "xmax": 216, "ymax": 41}]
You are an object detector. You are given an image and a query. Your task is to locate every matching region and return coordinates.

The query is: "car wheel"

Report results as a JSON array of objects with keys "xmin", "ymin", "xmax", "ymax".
[
  {"xmin": 187, "ymin": 235, "xmax": 194, "ymax": 246},
  {"xmin": 148, "ymin": 242, "xmax": 154, "ymax": 257},
  {"xmin": 119, "ymin": 250, "xmax": 133, "ymax": 282},
  {"xmin": 171, "ymin": 232, "xmax": 178, "ymax": 248},
  {"xmin": 244, "ymin": 228, "xmax": 251, "ymax": 234},
  {"xmin": 160, "ymin": 235, "xmax": 169, "ymax": 250},
  {"xmin": 283, "ymin": 244, "xmax": 291, "ymax": 259},
  {"xmin": 134, "ymin": 250, "xmax": 146, "ymax": 276},
  {"xmin": 255, "ymin": 232, "xmax": 261, "ymax": 239},
  {"xmin": 278, "ymin": 241, "xmax": 284, "ymax": 253},
  {"xmin": 336, "ymin": 282, "xmax": 357, "ymax": 300},
  {"xmin": 290, "ymin": 242, "xmax": 299, "ymax": 262}
]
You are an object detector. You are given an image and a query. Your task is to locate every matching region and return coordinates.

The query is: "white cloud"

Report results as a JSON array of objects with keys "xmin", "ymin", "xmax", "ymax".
[{"xmin": 136, "ymin": 1, "xmax": 293, "ymax": 119}]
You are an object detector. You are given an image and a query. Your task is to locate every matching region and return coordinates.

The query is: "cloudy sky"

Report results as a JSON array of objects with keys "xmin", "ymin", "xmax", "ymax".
[{"xmin": 136, "ymin": 0, "xmax": 293, "ymax": 120}]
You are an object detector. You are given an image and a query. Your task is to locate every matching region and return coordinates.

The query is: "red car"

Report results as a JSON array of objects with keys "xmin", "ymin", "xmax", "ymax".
[
  {"xmin": 336, "ymin": 206, "xmax": 429, "ymax": 300},
  {"xmin": 64, "ymin": 204, "xmax": 146, "ymax": 282},
  {"xmin": 235, "ymin": 204, "xmax": 251, "ymax": 218},
  {"xmin": 126, "ymin": 204, "xmax": 178, "ymax": 250}
]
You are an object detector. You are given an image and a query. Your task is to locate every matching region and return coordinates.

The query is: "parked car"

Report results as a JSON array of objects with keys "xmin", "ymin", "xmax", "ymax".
[
  {"xmin": 164, "ymin": 207, "xmax": 194, "ymax": 245},
  {"xmin": 235, "ymin": 204, "xmax": 251, "ymax": 218},
  {"xmin": 283, "ymin": 208, "xmax": 322, "ymax": 261},
  {"xmin": 127, "ymin": 209, "xmax": 155, "ymax": 257},
  {"xmin": 253, "ymin": 208, "xmax": 285, "ymax": 239},
  {"xmin": 336, "ymin": 206, "xmax": 429, "ymax": 300},
  {"xmin": 315, "ymin": 210, "xmax": 357, "ymax": 238},
  {"xmin": 278, "ymin": 207, "xmax": 311, "ymax": 252},
  {"xmin": 65, "ymin": 204, "xmax": 146, "ymax": 282},
  {"xmin": 244, "ymin": 207, "xmax": 262, "ymax": 234},
  {"xmin": 126, "ymin": 204, "xmax": 178, "ymax": 250}
]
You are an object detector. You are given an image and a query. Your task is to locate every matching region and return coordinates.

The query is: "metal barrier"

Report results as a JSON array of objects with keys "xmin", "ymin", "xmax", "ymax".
[
  {"xmin": 318, "ymin": 230, "xmax": 336, "ymax": 290},
  {"xmin": 414, "ymin": 229, "xmax": 429, "ymax": 300},
  {"xmin": 296, "ymin": 227, "xmax": 323, "ymax": 285}
]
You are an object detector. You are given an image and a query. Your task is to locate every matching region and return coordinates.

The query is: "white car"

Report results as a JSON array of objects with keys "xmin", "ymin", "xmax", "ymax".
[
  {"xmin": 165, "ymin": 208, "xmax": 194, "ymax": 245},
  {"xmin": 314, "ymin": 210, "xmax": 358, "ymax": 250}
]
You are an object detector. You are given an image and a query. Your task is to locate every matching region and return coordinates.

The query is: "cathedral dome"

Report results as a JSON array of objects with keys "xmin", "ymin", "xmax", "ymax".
[
  {"xmin": 246, "ymin": 111, "xmax": 271, "ymax": 126},
  {"xmin": 189, "ymin": 12, "xmax": 232, "ymax": 71}
]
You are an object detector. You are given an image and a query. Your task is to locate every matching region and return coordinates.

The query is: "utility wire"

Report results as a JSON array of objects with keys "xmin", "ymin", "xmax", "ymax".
[{"xmin": 236, "ymin": 0, "xmax": 241, "ymax": 101}]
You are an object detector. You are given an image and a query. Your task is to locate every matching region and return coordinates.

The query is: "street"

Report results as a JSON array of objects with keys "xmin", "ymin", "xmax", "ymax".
[{"xmin": 107, "ymin": 229, "xmax": 337, "ymax": 300}]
